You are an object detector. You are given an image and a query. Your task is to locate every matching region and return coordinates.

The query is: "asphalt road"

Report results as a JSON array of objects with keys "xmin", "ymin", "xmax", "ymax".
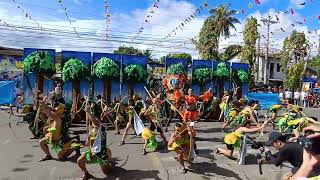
[{"xmin": 2, "ymin": 108, "xmax": 317, "ymax": 180}]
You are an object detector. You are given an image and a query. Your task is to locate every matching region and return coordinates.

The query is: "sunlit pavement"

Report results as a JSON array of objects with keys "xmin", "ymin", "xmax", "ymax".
[{"xmin": 2, "ymin": 109, "xmax": 318, "ymax": 180}]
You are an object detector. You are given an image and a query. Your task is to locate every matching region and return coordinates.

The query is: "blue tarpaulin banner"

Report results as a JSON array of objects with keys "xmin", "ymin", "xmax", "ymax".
[
  {"xmin": 0, "ymin": 81, "xmax": 15, "ymax": 105},
  {"xmin": 247, "ymin": 93, "xmax": 279, "ymax": 109}
]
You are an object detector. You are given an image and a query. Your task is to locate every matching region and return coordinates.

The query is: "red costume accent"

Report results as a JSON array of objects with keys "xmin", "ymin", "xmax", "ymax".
[{"xmin": 183, "ymin": 95, "xmax": 198, "ymax": 122}]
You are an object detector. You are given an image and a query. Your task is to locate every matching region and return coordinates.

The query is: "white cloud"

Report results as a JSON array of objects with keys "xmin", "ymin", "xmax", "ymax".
[{"xmin": 0, "ymin": 0, "xmax": 317, "ymax": 60}]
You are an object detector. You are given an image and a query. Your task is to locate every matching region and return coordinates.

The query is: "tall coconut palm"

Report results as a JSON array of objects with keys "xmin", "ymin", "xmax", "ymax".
[{"xmin": 209, "ymin": 4, "xmax": 240, "ymax": 52}]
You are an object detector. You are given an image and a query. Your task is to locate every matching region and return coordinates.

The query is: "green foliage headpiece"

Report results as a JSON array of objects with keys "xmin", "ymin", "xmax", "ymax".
[
  {"xmin": 123, "ymin": 64, "xmax": 146, "ymax": 83},
  {"xmin": 23, "ymin": 51, "xmax": 55, "ymax": 76},
  {"xmin": 61, "ymin": 58, "xmax": 90, "ymax": 82},
  {"xmin": 93, "ymin": 57, "xmax": 120, "ymax": 80},
  {"xmin": 193, "ymin": 67, "xmax": 213, "ymax": 84}
]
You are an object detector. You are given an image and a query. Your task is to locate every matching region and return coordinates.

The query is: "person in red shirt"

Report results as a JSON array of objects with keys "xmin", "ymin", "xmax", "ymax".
[{"xmin": 183, "ymin": 88, "xmax": 199, "ymax": 122}]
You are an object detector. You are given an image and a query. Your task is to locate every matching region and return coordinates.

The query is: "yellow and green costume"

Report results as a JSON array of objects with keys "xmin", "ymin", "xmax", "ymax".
[
  {"xmin": 141, "ymin": 128, "xmax": 157, "ymax": 151},
  {"xmin": 224, "ymin": 131, "xmax": 244, "ymax": 149},
  {"xmin": 168, "ymin": 134, "xmax": 190, "ymax": 151}
]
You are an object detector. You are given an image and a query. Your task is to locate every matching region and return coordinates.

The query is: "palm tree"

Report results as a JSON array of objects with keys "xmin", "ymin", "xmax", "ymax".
[{"xmin": 209, "ymin": 4, "xmax": 240, "ymax": 52}]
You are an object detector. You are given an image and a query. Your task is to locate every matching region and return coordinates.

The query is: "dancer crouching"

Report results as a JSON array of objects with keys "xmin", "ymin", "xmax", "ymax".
[{"xmin": 168, "ymin": 122, "xmax": 196, "ymax": 174}]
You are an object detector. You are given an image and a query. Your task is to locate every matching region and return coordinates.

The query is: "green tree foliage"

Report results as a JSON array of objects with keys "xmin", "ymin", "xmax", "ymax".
[
  {"xmin": 193, "ymin": 68, "xmax": 213, "ymax": 84},
  {"xmin": 307, "ymin": 56, "xmax": 320, "ymax": 78},
  {"xmin": 23, "ymin": 51, "xmax": 55, "ymax": 76},
  {"xmin": 166, "ymin": 63, "xmax": 187, "ymax": 75},
  {"xmin": 284, "ymin": 61, "xmax": 305, "ymax": 90},
  {"xmin": 196, "ymin": 18, "xmax": 219, "ymax": 60},
  {"xmin": 280, "ymin": 30, "xmax": 309, "ymax": 90},
  {"xmin": 93, "ymin": 57, "xmax": 120, "ymax": 80},
  {"xmin": 241, "ymin": 17, "xmax": 259, "ymax": 85},
  {"xmin": 166, "ymin": 53, "xmax": 192, "ymax": 61},
  {"xmin": 114, "ymin": 46, "xmax": 143, "ymax": 56},
  {"xmin": 214, "ymin": 62, "xmax": 230, "ymax": 79},
  {"xmin": 196, "ymin": 4, "xmax": 239, "ymax": 60},
  {"xmin": 123, "ymin": 64, "xmax": 146, "ymax": 83},
  {"xmin": 219, "ymin": 44, "xmax": 242, "ymax": 61},
  {"xmin": 233, "ymin": 69, "xmax": 249, "ymax": 84},
  {"xmin": 280, "ymin": 30, "xmax": 308, "ymax": 73},
  {"xmin": 61, "ymin": 58, "xmax": 90, "ymax": 82}
]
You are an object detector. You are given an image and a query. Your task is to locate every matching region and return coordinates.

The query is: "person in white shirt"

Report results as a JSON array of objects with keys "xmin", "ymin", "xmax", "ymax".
[
  {"xmin": 301, "ymin": 91, "xmax": 307, "ymax": 107},
  {"xmin": 294, "ymin": 90, "xmax": 301, "ymax": 106},
  {"xmin": 285, "ymin": 90, "xmax": 292, "ymax": 103},
  {"xmin": 279, "ymin": 90, "xmax": 284, "ymax": 102}
]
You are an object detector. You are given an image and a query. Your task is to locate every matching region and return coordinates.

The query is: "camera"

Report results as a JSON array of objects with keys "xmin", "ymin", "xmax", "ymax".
[{"xmin": 298, "ymin": 135, "xmax": 320, "ymax": 154}]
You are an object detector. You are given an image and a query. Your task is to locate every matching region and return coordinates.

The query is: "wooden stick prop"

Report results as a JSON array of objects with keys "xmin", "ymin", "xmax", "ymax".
[
  {"xmin": 144, "ymin": 86, "xmax": 154, "ymax": 99},
  {"xmin": 85, "ymin": 96, "xmax": 90, "ymax": 134},
  {"xmin": 164, "ymin": 99, "xmax": 184, "ymax": 118},
  {"xmin": 100, "ymin": 101, "xmax": 115, "ymax": 127}
]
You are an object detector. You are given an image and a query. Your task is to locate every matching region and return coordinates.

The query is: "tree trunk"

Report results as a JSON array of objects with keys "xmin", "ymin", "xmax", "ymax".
[
  {"xmin": 128, "ymin": 83, "xmax": 134, "ymax": 99},
  {"xmin": 33, "ymin": 74, "xmax": 44, "ymax": 110},
  {"xmin": 200, "ymin": 84, "xmax": 205, "ymax": 94},
  {"xmin": 103, "ymin": 79, "xmax": 112, "ymax": 105},
  {"xmin": 72, "ymin": 79, "xmax": 81, "ymax": 123},
  {"xmin": 237, "ymin": 85, "xmax": 243, "ymax": 101},
  {"xmin": 219, "ymin": 80, "xmax": 224, "ymax": 99}
]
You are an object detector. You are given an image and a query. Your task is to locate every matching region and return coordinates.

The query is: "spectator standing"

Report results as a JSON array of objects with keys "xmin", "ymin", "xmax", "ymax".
[
  {"xmin": 300, "ymin": 91, "xmax": 307, "ymax": 107},
  {"xmin": 279, "ymin": 90, "xmax": 284, "ymax": 102},
  {"xmin": 294, "ymin": 90, "xmax": 301, "ymax": 106},
  {"xmin": 285, "ymin": 89, "xmax": 292, "ymax": 103}
]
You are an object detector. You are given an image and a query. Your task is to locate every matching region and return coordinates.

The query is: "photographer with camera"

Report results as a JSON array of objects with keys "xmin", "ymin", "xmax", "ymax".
[
  {"xmin": 290, "ymin": 125, "xmax": 320, "ymax": 179},
  {"xmin": 258, "ymin": 131, "xmax": 303, "ymax": 180}
]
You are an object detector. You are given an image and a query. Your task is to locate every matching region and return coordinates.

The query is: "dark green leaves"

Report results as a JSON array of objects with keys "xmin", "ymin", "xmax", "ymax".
[
  {"xmin": 123, "ymin": 64, "xmax": 146, "ymax": 83},
  {"xmin": 193, "ymin": 68, "xmax": 213, "ymax": 84},
  {"xmin": 214, "ymin": 62, "xmax": 229, "ymax": 79},
  {"xmin": 166, "ymin": 63, "xmax": 187, "ymax": 75},
  {"xmin": 23, "ymin": 51, "xmax": 55, "ymax": 76},
  {"xmin": 61, "ymin": 58, "xmax": 90, "ymax": 82},
  {"xmin": 93, "ymin": 57, "xmax": 120, "ymax": 80}
]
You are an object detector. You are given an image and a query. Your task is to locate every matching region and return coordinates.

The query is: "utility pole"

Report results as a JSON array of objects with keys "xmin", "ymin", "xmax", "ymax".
[
  {"xmin": 256, "ymin": 34, "xmax": 260, "ymax": 81},
  {"xmin": 261, "ymin": 14, "xmax": 277, "ymax": 85}
]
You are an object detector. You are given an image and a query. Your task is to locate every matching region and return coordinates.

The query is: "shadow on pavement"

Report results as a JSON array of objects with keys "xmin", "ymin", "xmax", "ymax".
[
  {"xmin": 11, "ymin": 167, "xmax": 29, "ymax": 172},
  {"xmin": 187, "ymin": 162, "xmax": 242, "ymax": 180},
  {"xmin": 196, "ymin": 127, "xmax": 223, "ymax": 133},
  {"xmin": 196, "ymin": 136, "xmax": 224, "ymax": 143}
]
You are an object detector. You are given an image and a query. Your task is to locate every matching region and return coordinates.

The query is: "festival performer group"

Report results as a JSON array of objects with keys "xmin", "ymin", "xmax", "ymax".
[{"xmin": 15, "ymin": 78, "xmax": 320, "ymax": 180}]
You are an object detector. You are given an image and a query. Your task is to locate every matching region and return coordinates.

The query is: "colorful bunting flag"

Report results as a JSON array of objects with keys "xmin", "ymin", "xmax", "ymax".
[
  {"xmin": 276, "ymin": 15, "xmax": 279, "ymax": 21},
  {"xmin": 254, "ymin": 0, "xmax": 261, "ymax": 5},
  {"xmin": 248, "ymin": 3, "xmax": 252, "ymax": 9},
  {"xmin": 281, "ymin": 28, "xmax": 285, "ymax": 32},
  {"xmin": 242, "ymin": 9, "xmax": 245, "ymax": 15},
  {"xmin": 290, "ymin": 8, "xmax": 294, "ymax": 15}
]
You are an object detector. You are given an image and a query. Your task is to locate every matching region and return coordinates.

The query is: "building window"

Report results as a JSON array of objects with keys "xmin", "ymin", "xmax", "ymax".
[{"xmin": 277, "ymin": 64, "xmax": 280, "ymax": 72}]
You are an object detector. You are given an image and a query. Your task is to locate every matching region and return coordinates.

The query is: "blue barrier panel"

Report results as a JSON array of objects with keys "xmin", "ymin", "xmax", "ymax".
[
  {"xmin": 0, "ymin": 81, "xmax": 15, "ymax": 105},
  {"xmin": 92, "ymin": 53, "xmax": 121, "ymax": 101},
  {"xmin": 212, "ymin": 61, "xmax": 231, "ymax": 97},
  {"xmin": 231, "ymin": 62, "xmax": 249, "ymax": 96},
  {"xmin": 165, "ymin": 58, "xmax": 188, "ymax": 69},
  {"xmin": 192, "ymin": 60, "xmax": 213, "ymax": 95},
  {"xmin": 61, "ymin": 51, "xmax": 91, "ymax": 104},
  {"xmin": 23, "ymin": 48, "xmax": 56, "ymax": 104},
  {"xmin": 247, "ymin": 93, "xmax": 279, "ymax": 109},
  {"xmin": 122, "ymin": 55, "xmax": 147, "ymax": 99}
]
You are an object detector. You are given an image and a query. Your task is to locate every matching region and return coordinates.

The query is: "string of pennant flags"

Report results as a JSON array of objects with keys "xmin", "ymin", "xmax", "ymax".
[
  {"xmin": 104, "ymin": 0, "xmax": 111, "ymax": 39},
  {"xmin": 57, "ymin": 0, "xmax": 80, "ymax": 37},
  {"xmin": 152, "ymin": 1, "xmax": 210, "ymax": 48},
  {"xmin": 132, "ymin": 0, "xmax": 160, "ymax": 42},
  {"xmin": 0, "ymin": 19, "xmax": 19, "ymax": 31},
  {"xmin": 11, "ymin": 0, "xmax": 44, "ymax": 31}
]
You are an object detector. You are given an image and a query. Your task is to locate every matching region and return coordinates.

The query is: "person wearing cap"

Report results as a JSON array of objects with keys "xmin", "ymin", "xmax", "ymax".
[
  {"xmin": 258, "ymin": 131, "xmax": 303, "ymax": 180},
  {"xmin": 216, "ymin": 120, "xmax": 268, "ymax": 159}
]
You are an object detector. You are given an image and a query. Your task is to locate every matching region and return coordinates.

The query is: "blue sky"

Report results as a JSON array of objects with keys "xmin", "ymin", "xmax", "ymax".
[{"xmin": 0, "ymin": 0, "xmax": 319, "ymax": 57}]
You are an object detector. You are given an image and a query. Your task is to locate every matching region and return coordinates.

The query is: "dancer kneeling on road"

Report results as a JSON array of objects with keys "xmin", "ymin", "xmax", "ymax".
[
  {"xmin": 39, "ymin": 97, "xmax": 81, "ymax": 162},
  {"xmin": 77, "ymin": 102, "xmax": 112, "ymax": 180},
  {"xmin": 216, "ymin": 120, "xmax": 268, "ymax": 160},
  {"xmin": 168, "ymin": 122, "xmax": 196, "ymax": 174}
]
